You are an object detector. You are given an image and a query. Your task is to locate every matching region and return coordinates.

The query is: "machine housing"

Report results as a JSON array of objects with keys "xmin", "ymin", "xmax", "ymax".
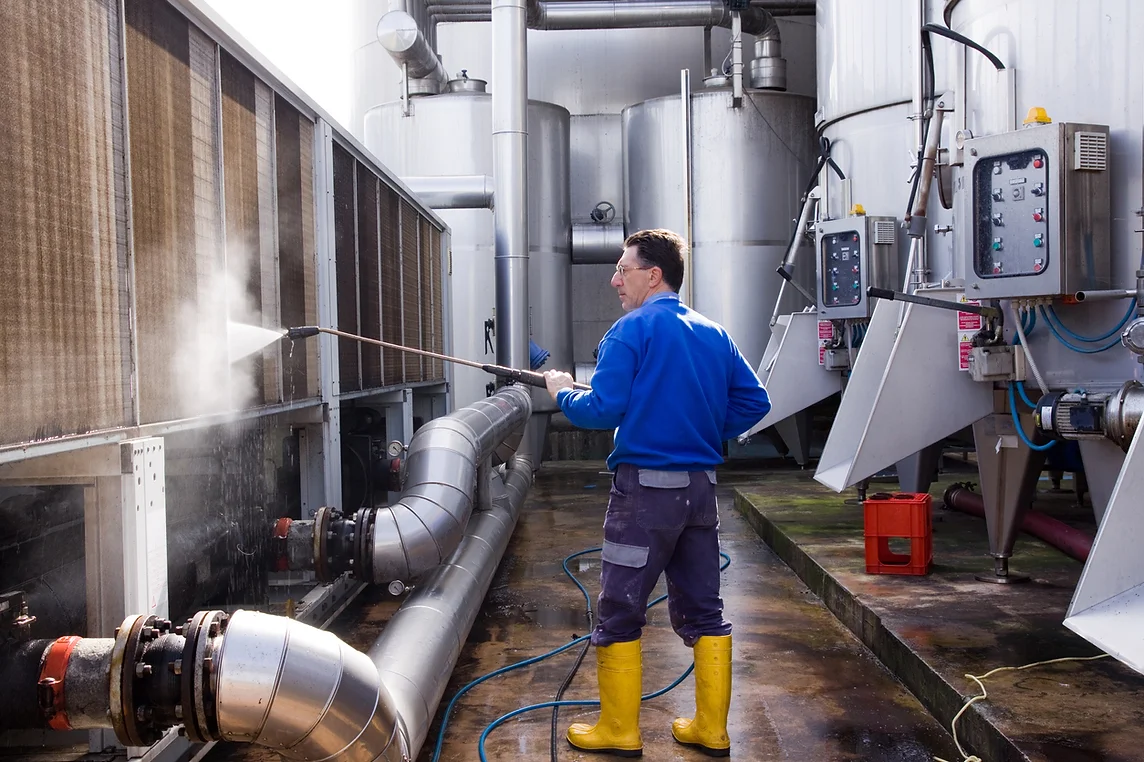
[{"xmin": 816, "ymin": 214, "xmax": 900, "ymax": 319}]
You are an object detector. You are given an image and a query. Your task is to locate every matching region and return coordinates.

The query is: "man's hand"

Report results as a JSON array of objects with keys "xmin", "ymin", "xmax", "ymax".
[{"xmin": 543, "ymin": 369, "xmax": 575, "ymax": 401}]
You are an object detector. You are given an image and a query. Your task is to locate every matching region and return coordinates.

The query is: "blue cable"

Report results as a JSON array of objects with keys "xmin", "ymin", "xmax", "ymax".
[
  {"xmin": 1008, "ymin": 382, "xmax": 1055, "ymax": 451},
  {"xmin": 1038, "ymin": 306, "xmax": 1123, "ymax": 354},
  {"xmin": 431, "ymin": 548, "xmax": 732, "ymax": 761},
  {"xmin": 478, "ymin": 666, "xmax": 697, "ymax": 762},
  {"xmin": 1045, "ymin": 298, "xmax": 1136, "ymax": 343},
  {"xmin": 1015, "ymin": 380, "xmax": 1038, "ymax": 410}
]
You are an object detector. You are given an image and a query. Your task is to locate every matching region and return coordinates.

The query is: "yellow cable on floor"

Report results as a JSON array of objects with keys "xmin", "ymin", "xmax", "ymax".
[{"xmin": 933, "ymin": 654, "xmax": 1109, "ymax": 762}]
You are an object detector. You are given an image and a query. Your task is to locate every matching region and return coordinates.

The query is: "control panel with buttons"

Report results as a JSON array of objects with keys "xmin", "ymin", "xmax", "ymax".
[
  {"xmin": 959, "ymin": 121, "xmax": 1111, "ymax": 298},
  {"xmin": 816, "ymin": 215, "xmax": 899, "ymax": 319},
  {"xmin": 973, "ymin": 147, "xmax": 1049, "ymax": 279}
]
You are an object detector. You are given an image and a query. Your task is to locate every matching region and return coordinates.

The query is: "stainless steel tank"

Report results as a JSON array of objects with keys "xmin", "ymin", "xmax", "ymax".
[
  {"xmin": 946, "ymin": 0, "xmax": 1143, "ymax": 388},
  {"xmin": 816, "ymin": 0, "xmax": 956, "ymax": 282},
  {"xmin": 623, "ymin": 87, "xmax": 816, "ymax": 369},
  {"xmin": 364, "ymin": 91, "xmax": 572, "ymax": 411}
]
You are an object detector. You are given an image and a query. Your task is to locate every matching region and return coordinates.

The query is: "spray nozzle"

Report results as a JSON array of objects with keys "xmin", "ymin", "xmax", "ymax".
[{"xmin": 286, "ymin": 326, "xmax": 321, "ymax": 340}]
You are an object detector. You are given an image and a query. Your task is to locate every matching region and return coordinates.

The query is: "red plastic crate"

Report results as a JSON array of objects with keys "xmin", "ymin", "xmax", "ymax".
[{"xmin": 862, "ymin": 492, "xmax": 932, "ymax": 576}]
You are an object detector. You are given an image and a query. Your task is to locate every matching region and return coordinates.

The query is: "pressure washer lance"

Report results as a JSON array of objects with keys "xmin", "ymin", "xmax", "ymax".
[{"xmin": 285, "ymin": 326, "xmax": 591, "ymax": 392}]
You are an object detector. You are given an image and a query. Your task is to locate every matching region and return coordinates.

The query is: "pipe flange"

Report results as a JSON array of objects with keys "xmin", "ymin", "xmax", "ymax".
[
  {"xmin": 355, "ymin": 509, "xmax": 372, "ymax": 581},
  {"xmin": 314, "ymin": 507, "xmax": 333, "ymax": 584},
  {"xmin": 1121, "ymin": 318, "xmax": 1144, "ymax": 357},
  {"xmin": 109, "ymin": 614, "xmax": 166, "ymax": 747},
  {"xmin": 180, "ymin": 610, "xmax": 227, "ymax": 743}
]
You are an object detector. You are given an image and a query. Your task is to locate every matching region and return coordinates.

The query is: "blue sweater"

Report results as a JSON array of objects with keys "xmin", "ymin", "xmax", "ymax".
[{"xmin": 557, "ymin": 292, "xmax": 771, "ymax": 471}]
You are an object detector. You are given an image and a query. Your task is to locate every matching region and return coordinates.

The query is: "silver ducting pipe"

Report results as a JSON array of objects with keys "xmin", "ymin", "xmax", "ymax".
[
  {"xmin": 369, "ymin": 453, "xmax": 534, "ymax": 757},
  {"xmin": 526, "ymin": 0, "xmax": 781, "ymax": 36},
  {"xmin": 213, "ymin": 611, "xmax": 409, "ymax": 761},
  {"xmin": 748, "ymin": 12, "xmax": 786, "ymax": 89},
  {"xmin": 367, "ymin": 385, "xmax": 532, "ymax": 583},
  {"xmin": 572, "ymin": 222, "xmax": 625, "ymax": 264},
  {"xmin": 402, "ymin": 175, "xmax": 495, "ymax": 209},
  {"xmin": 492, "ymin": 0, "xmax": 531, "ymax": 379},
  {"xmin": 377, "ymin": 10, "xmax": 449, "ymax": 86}
]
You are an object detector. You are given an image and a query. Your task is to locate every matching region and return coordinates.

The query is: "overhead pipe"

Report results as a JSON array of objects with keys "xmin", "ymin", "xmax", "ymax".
[
  {"xmin": 377, "ymin": 9, "xmax": 449, "ymax": 89},
  {"xmin": 572, "ymin": 222, "xmax": 625, "ymax": 264},
  {"xmin": 943, "ymin": 484, "xmax": 1094, "ymax": 563},
  {"xmin": 402, "ymin": 174, "xmax": 495, "ymax": 209}
]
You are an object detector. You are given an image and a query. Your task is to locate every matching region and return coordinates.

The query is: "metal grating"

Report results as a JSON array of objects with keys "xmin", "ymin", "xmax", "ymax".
[
  {"xmin": 419, "ymin": 219, "xmax": 443, "ymax": 381},
  {"xmin": 0, "ymin": 0, "xmax": 133, "ymax": 445},
  {"xmin": 379, "ymin": 183, "xmax": 404, "ymax": 385},
  {"xmin": 430, "ymin": 227, "xmax": 444, "ymax": 379},
  {"xmin": 1074, "ymin": 131, "xmax": 1108, "ymax": 171},
  {"xmin": 275, "ymin": 97, "xmax": 318, "ymax": 401},
  {"xmin": 333, "ymin": 143, "xmax": 360, "ymax": 392},
  {"xmin": 125, "ymin": 0, "xmax": 216, "ymax": 423},
  {"xmin": 254, "ymin": 78, "xmax": 282, "ymax": 403},
  {"xmin": 400, "ymin": 199, "xmax": 423, "ymax": 383},
  {"xmin": 357, "ymin": 164, "xmax": 382, "ymax": 388},
  {"xmin": 221, "ymin": 50, "xmax": 282, "ymax": 407}
]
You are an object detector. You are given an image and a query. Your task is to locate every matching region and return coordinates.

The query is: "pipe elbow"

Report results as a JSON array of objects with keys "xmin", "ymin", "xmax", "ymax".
[{"xmin": 214, "ymin": 610, "xmax": 410, "ymax": 761}]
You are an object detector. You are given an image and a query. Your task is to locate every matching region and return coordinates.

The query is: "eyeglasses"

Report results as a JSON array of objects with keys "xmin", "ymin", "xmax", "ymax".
[{"xmin": 614, "ymin": 263, "xmax": 652, "ymax": 278}]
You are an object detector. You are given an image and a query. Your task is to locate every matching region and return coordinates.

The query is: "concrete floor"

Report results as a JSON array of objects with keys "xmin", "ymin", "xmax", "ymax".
[
  {"xmin": 211, "ymin": 462, "xmax": 959, "ymax": 762},
  {"xmin": 736, "ymin": 465, "xmax": 1144, "ymax": 762}
]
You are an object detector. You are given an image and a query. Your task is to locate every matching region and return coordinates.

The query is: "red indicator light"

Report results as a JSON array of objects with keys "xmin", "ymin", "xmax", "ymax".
[{"xmin": 1033, "ymin": 158, "xmax": 1043, "ymax": 168}]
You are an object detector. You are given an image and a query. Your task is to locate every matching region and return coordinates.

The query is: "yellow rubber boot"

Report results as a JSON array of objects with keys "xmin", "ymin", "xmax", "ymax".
[
  {"xmin": 671, "ymin": 635, "xmax": 731, "ymax": 757},
  {"xmin": 566, "ymin": 639, "xmax": 643, "ymax": 757}
]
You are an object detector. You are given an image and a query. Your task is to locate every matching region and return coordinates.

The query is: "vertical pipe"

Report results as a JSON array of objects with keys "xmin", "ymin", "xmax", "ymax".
[
  {"xmin": 731, "ymin": 11, "xmax": 743, "ymax": 106},
  {"xmin": 492, "ymin": 0, "xmax": 530, "ymax": 375},
  {"xmin": 911, "ymin": 0, "xmax": 928, "ymax": 289},
  {"xmin": 680, "ymin": 68, "xmax": 694, "ymax": 305},
  {"xmin": 703, "ymin": 26, "xmax": 712, "ymax": 77}
]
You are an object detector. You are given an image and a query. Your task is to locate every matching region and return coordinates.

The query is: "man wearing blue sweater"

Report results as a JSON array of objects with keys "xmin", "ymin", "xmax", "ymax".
[{"xmin": 544, "ymin": 228, "xmax": 771, "ymax": 758}]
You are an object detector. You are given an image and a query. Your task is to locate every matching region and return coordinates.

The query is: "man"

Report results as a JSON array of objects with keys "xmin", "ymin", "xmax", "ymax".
[{"xmin": 543, "ymin": 228, "xmax": 771, "ymax": 758}]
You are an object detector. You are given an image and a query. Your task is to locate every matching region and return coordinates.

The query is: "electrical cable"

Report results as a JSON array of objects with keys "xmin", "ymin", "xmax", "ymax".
[
  {"xmin": 1038, "ymin": 306, "xmax": 1124, "ymax": 354},
  {"xmin": 430, "ymin": 548, "xmax": 732, "ymax": 762},
  {"xmin": 1012, "ymin": 304, "xmax": 1049, "ymax": 394},
  {"xmin": 1044, "ymin": 299, "xmax": 1137, "ymax": 344},
  {"xmin": 933, "ymin": 654, "xmax": 1107, "ymax": 762},
  {"xmin": 1007, "ymin": 382, "xmax": 1055, "ymax": 451}
]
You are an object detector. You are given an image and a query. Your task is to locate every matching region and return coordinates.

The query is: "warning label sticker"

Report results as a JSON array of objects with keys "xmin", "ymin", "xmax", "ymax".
[
  {"xmin": 819, "ymin": 344, "xmax": 827, "ymax": 366},
  {"xmin": 958, "ymin": 332, "xmax": 973, "ymax": 372},
  {"xmin": 956, "ymin": 294, "xmax": 982, "ymax": 332},
  {"xmin": 818, "ymin": 320, "xmax": 834, "ymax": 341}
]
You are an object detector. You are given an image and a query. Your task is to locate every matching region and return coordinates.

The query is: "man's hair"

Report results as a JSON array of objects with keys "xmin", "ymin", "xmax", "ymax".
[{"xmin": 623, "ymin": 228, "xmax": 686, "ymax": 292}]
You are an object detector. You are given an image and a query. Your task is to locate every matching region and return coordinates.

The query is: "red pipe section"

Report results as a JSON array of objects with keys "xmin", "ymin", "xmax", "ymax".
[{"xmin": 942, "ymin": 484, "xmax": 1094, "ymax": 563}]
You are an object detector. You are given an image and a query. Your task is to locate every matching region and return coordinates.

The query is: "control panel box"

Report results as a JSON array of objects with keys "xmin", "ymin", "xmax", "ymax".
[
  {"xmin": 816, "ymin": 215, "xmax": 900, "ymax": 319},
  {"xmin": 960, "ymin": 122, "xmax": 1110, "ymax": 299}
]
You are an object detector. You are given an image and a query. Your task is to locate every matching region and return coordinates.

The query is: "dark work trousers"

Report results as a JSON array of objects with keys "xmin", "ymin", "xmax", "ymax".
[{"xmin": 592, "ymin": 463, "xmax": 731, "ymax": 648}]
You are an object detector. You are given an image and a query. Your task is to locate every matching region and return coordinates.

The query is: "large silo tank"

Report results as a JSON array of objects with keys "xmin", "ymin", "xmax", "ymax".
[
  {"xmin": 364, "ymin": 91, "xmax": 571, "ymax": 412},
  {"xmin": 816, "ymin": 0, "xmax": 956, "ymax": 280},
  {"xmin": 623, "ymin": 88, "xmax": 816, "ymax": 369},
  {"xmin": 947, "ymin": 0, "xmax": 1143, "ymax": 386}
]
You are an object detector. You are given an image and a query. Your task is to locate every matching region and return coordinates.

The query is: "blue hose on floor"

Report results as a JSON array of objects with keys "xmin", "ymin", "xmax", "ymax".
[{"xmin": 429, "ymin": 547, "xmax": 732, "ymax": 762}]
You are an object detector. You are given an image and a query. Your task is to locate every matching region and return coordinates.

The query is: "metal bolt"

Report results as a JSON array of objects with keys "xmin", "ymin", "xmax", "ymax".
[
  {"xmin": 174, "ymin": 624, "xmax": 185, "ymax": 637},
  {"xmin": 135, "ymin": 663, "xmax": 153, "ymax": 678},
  {"xmin": 970, "ymin": 148, "xmax": 978, "ymax": 156},
  {"xmin": 136, "ymin": 706, "xmax": 153, "ymax": 723},
  {"xmin": 203, "ymin": 656, "xmax": 213, "ymax": 673},
  {"xmin": 169, "ymin": 660, "xmax": 183, "ymax": 676},
  {"xmin": 140, "ymin": 626, "xmax": 155, "ymax": 641},
  {"xmin": 113, "ymin": 627, "xmax": 120, "ymax": 637},
  {"xmin": 155, "ymin": 619, "xmax": 171, "ymax": 632}
]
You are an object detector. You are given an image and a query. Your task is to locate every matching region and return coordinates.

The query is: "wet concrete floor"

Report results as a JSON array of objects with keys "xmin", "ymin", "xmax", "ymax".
[
  {"xmin": 209, "ymin": 462, "xmax": 957, "ymax": 762},
  {"xmin": 736, "ymin": 465, "xmax": 1144, "ymax": 762}
]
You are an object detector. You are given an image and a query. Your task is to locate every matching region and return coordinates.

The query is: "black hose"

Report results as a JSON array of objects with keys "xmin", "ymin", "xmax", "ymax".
[
  {"xmin": 904, "ymin": 30, "xmax": 936, "ymax": 223},
  {"xmin": 549, "ymin": 596, "xmax": 595, "ymax": 760},
  {"xmin": 922, "ymin": 23, "xmax": 1005, "ymax": 70}
]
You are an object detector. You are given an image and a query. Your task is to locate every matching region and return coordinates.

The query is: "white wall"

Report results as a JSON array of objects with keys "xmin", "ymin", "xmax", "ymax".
[{"xmin": 203, "ymin": 0, "xmax": 354, "ymax": 129}]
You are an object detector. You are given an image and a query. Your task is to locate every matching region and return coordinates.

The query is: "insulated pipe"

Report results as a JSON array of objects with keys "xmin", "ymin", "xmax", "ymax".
[
  {"xmin": 368, "ymin": 385, "xmax": 532, "ymax": 583},
  {"xmin": 369, "ymin": 453, "xmax": 534, "ymax": 758},
  {"xmin": 402, "ymin": 175, "xmax": 495, "ymax": 209},
  {"xmin": 377, "ymin": 10, "xmax": 449, "ymax": 86},
  {"xmin": 943, "ymin": 484, "xmax": 1094, "ymax": 563},
  {"xmin": 572, "ymin": 222, "xmax": 625, "ymax": 264},
  {"xmin": 492, "ymin": 0, "xmax": 532, "ymax": 435},
  {"xmin": 526, "ymin": 0, "xmax": 781, "ymax": 36}
]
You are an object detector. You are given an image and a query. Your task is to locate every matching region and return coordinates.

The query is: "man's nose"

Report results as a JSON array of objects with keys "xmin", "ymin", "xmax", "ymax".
[{"xmin": 610, "ymin": 272, "xmax": 622, "ymax": 287}]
